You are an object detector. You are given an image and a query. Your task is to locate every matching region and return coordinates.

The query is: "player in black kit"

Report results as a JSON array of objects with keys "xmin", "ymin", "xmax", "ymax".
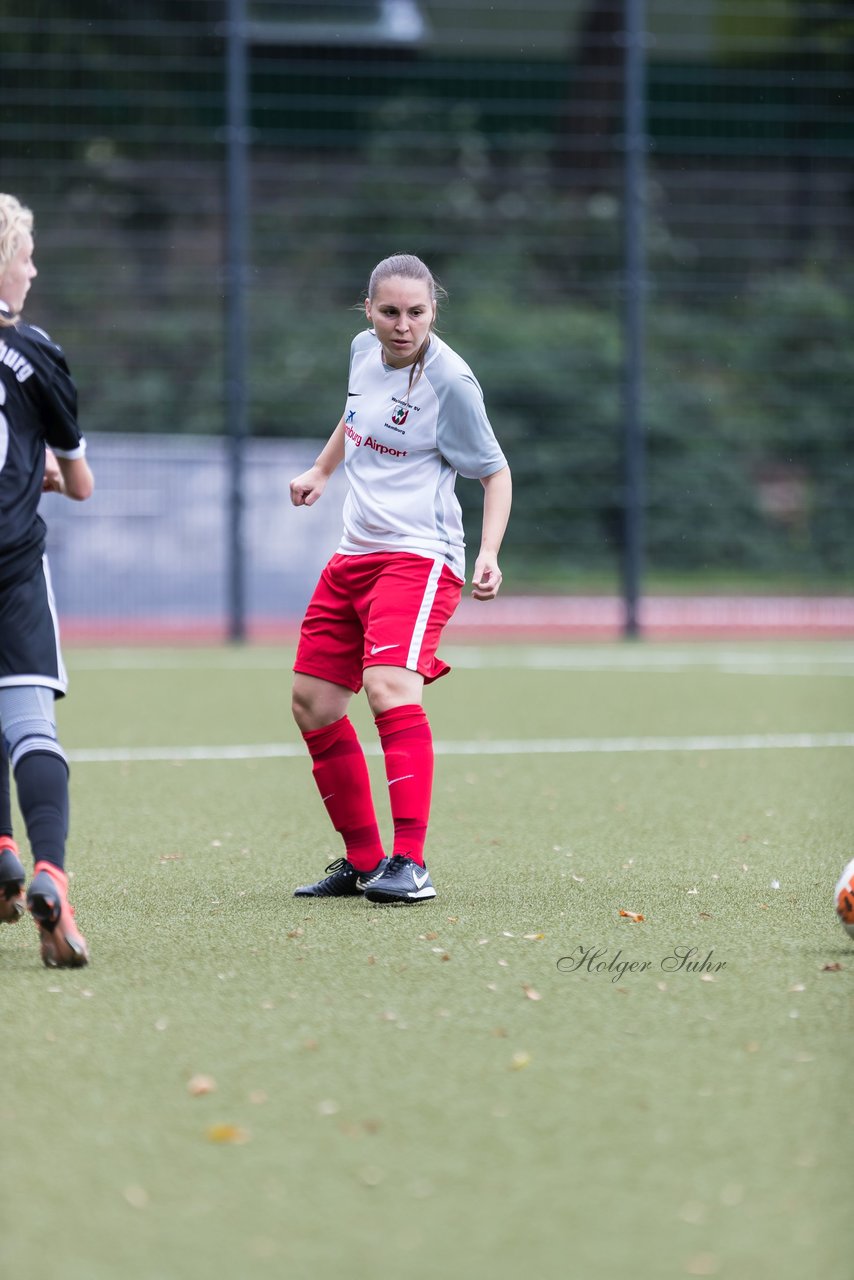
[{"xmin": 0, "ymin": 193, "xmax": 94, "ymax": 967}]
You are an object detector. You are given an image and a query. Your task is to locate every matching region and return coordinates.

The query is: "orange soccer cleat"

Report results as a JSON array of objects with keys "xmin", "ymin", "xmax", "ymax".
[
  {"xmin": 26, "ymin": 861, "xmax": 89, "ymax": 968},
  {"xmin": 835, "ymin": 857, "xmax": 854, "ymax": 941},
  {"xmin": 0, "ymin": 837, "xmax": 25, "ymax": 924}
]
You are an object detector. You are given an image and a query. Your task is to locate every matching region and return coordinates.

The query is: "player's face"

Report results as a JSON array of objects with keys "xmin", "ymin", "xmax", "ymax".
[
  {"xmin": 365, "ymin": 277, "xmax": 436, "ymax": 368},
  {"xmin": 0, "ymin": 232, "xmax": 37, "ymax": 315}
]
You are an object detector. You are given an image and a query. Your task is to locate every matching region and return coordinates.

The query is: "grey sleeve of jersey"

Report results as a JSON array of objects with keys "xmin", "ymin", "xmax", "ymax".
[
  {"xmin": 433, "ymin": 368, "xmax": 507, "ymax": 481},
  {"xmin": 348, "ymin": 330, "xmax": 377, "ymax": 374},
  {"xmin": 343, "ymin": 330, "xmax": 379, "ymax": 409}
]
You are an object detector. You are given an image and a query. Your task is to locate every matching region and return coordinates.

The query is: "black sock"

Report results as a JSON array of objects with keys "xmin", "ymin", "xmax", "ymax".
[
  {"xmin": 14, "ymin": 750, "xmax": 69, "ymax": 869},
  {"xmin": 0, "ymin": 737, "xmax": 13, "ymax": 839}
]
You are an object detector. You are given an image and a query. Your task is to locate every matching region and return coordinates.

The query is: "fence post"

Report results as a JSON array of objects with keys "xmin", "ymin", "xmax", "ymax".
[
  {"xmin": 224, "ymin": 0, "xmax": 249, "ymax": 642},
  {"xmin": 621, "ymin": 0, "xmax": 647, "ymax": 638}
]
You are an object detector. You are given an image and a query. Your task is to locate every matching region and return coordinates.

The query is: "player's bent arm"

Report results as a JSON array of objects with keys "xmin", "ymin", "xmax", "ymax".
[
  {"xmin": 472, "ymin": 465, "xmax": 512, "ymax": 601},
  {"xmin": 479, "ymin": 465, "xmax": 512, "ymax": 559},
  {"xmin": 56, "ymin": 456, "xmax": 94, "ymax": 501},
  {"xmin": 290, "ymin": 417, "xmax": 346, "ymax": 507},
  {"xmin": 313, "ymin": 417, "xmax": 346, "ymax": 477},
  {"xmin": 42, "ymin": 447, "xmax": 63, "ymax": 493}
]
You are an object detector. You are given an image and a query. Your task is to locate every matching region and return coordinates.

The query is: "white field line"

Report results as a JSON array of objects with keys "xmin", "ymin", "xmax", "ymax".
[
  {"xmin": 67, "ymin": 732, "xmax": 854, "ymax": 765},
  {"xmin": 443, "ymin": 649, "xmax": 854, "ymax": 676},
  {"xmin": 66, "ymin": 647, "xmax": 854, "ymax": 677}
]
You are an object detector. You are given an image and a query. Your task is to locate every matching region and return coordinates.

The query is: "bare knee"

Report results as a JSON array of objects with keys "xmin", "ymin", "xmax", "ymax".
[
  {"xmin": 291, "ymin": 684, "xmax": 314, "ymax": 733},
  {"xmin": 292, "ymin": 674, "xmax": 352, "ymax": 733},
  {"xmin": 363, "ymin": 666, "xmax": 424, "ymax": 716}
]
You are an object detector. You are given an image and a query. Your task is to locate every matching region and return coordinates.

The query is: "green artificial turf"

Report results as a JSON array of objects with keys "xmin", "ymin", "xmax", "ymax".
[{"xmin": 1, "ymin": 642, "xmax": 852, "ymax": 1280}]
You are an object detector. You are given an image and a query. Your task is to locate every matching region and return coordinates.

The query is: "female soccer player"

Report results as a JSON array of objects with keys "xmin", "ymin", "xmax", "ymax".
[
  {"xmin": 289, "ymin": 253, "xmax": 511, "ymax": 905},
  {"xmin": 0, "ymin": 448, "xmax": 66, "ymax": 853},
  {"xmin": 0, "ymin": 193, "xmax": 94, "ymax": 965}
]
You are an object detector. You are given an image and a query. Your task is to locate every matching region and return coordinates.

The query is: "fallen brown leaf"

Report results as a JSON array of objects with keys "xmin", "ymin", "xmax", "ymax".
[{"xmin": 206, "ymin": 1123, "xmax": 250, "ymax": 1145}]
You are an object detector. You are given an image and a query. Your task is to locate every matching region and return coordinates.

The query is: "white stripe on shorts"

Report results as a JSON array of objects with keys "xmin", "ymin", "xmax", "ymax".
[
  {"xmin": 43, "ymin": 555, "xmax": 68, "ymax": 691},
  {"xmin": 406, "ymin": 556, "xmax": 444, "ymax": 672}
]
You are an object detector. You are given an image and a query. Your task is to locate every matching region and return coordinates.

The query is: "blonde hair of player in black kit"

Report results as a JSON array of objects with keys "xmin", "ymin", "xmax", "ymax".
[{"xmin": 0, "ymin": 193, "xmax": 34, "ymax": 328}]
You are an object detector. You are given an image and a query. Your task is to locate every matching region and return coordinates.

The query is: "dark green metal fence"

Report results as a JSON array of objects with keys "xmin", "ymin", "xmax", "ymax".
[{"xmin": 1, "ymin": 0, "xmax": 852, "ymax": 627}]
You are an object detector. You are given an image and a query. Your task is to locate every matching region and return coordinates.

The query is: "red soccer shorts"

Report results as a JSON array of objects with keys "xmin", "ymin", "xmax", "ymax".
[{"xmin": 294, "ymin": 552, "xmax": 463, "ymax": 693}]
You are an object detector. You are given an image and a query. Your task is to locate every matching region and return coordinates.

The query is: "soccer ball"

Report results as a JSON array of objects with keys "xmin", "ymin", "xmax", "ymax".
[{"xmin": 835, "ymin": 858, "xmax": 854, "ymax": 940}]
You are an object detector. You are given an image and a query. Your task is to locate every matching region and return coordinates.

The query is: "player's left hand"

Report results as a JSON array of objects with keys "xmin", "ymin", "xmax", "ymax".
[{"xmin": 471, "ymin": 553, "xmax": 503, "ymax": 601}]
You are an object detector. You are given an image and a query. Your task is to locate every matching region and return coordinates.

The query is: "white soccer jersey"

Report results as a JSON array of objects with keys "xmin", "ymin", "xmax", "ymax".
[{"xmin": 338, "ymin": 330, "xmax": 507, "ymax": 581}]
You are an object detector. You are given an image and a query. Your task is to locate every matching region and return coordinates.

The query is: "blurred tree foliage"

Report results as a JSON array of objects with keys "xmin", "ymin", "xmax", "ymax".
[
  {"xmin": 41, "ymin": 119, "xmax": 852, "ymax": 580},
  {"xmin": 447, "ymin": 270, "xmax": 854, "ymax": 577},
  {"xmin": 55, "ymin": 247, "xmax": 852, "ymax": 578},
  {"xmin": 7, "ymin": 11, "xmax": 851, "ymax": 579}
]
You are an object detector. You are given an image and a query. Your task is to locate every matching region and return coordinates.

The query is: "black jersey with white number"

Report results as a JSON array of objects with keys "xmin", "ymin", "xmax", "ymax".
[{"xmin": 0, "ymin": 307, "xmax": 86, "ymax": 588}]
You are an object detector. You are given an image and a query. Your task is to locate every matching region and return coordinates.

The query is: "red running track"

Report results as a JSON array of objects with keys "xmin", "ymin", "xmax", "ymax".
[{"xmin": 58, "ymin": 596, "xmax": 854, "ymax": 645}]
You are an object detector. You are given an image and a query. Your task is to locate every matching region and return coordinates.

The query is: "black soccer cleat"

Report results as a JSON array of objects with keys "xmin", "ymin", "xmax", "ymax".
[
  {"xmin": 0, "ymin": 840, "xmax": 26, "ymax": 924},
  {"xmin": 293, "ymin": 856, "xmax": 389, "ymax": 898},
  {"xmin": 363, "ymin": 854, "xmax": 436, "ymax": 905}
]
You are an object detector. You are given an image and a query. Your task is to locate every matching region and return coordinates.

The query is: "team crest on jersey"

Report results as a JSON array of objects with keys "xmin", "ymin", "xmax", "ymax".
[{"xmin": 391, "ymin": 403, "xmax": 409, "ymax": 426}]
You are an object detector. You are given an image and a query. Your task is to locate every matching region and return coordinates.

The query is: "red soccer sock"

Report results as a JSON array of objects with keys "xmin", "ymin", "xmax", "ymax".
[
  {"xmin": 302, "ymin": 717, "xmax": 384, "ymax": 872},
  {"xmin": 375, "ymin": 704, "xmax": 434, "ymax": 867}
]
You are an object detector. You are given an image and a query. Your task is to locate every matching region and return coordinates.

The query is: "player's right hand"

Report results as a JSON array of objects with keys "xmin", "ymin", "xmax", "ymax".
[{"xmin": 289, "ymin": 467, "xmax": 327, "ymax": 507}]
